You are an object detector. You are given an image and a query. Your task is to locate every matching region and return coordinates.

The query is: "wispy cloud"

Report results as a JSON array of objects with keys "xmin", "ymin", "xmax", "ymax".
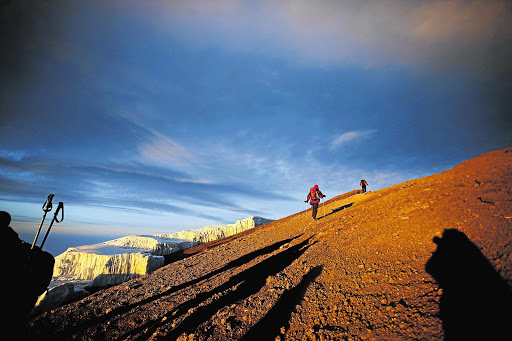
[
  {"xmin": 111, "ymin": 108, "xmax": 198, "ymax": 169},
  {"xmin": 0, "ymin": 154, "xmax": 291, "ymax": 221},
  {"xmin": 330, "ymin": 130, "xmax": 377, "ymax": 150},
  {"xmin": 139, "ymin": 135, "xmax": 195, "ymax": 165},
  {"xmin": 0, "ymin": 149, "xmax": 27, "ymax": 162}
]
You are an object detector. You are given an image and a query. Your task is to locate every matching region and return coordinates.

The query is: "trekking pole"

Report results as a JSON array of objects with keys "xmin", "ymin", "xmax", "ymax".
[
  {"xmin": 322, "ymin": 197, "xmax": 325, "ymax": 218},
  {"xmin": 40, "ymin": 201, "xmax": 64, "ymax": 249},
  {"xmin": 31, "ymin": 194, "xmax": 55, "ymax": 250}
]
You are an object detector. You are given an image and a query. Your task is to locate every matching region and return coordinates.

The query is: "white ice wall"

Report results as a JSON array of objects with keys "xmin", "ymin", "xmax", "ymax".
[
  {"xmin": 52, "ymin": 216, "xmax": 272, "ymax": 286},
  {"xmin": 156, "ymin": 216, "xmax": 273, "ymax": 244},
  {"xmin": 53, "ymin": 252, "xmax": 165, "ymax": 283}
]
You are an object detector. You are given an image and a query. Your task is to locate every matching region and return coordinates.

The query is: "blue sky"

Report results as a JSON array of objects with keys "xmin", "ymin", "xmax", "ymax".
[{"xmin": 1, "ymin": 0, "xmax": 511, "ymax": 236}]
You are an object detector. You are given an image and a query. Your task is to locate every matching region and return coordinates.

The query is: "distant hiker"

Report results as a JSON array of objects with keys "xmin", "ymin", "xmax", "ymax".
[
  {"xmin": 360, "ymin": 179, "xmax": 368, "ymax": 193},
  {"xmin": 305, "ymin": 185, "xmax": 325, "ymax": 220}
]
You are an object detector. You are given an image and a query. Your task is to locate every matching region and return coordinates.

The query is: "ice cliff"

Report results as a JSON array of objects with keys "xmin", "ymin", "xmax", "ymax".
[
  {"xmin": 155, "ymin": 216, "xmax": 273, "ymax": 244},
  {"xmin": 35, "ymin": 216, "xmax": 272, "ymax": 312},
  {"xmin": 53, "ymin": 216, "xmax": 272, "ymax": 286}
]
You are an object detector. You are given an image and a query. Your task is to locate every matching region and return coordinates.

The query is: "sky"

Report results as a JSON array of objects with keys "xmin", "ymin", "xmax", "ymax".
[{"xmin": 1, "ymin": 0, "xmax": 511, "ymax": 236}]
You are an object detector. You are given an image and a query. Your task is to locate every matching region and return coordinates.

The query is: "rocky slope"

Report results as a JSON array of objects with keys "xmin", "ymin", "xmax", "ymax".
[{"xmin": 25, "ymin": 147, "xmax": 512, "ymax": 340}]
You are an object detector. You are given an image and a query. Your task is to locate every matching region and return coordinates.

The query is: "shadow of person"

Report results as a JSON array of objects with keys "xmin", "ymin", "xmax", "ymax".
[
  {"xmin": 425, "ymin": 229, "xmax": 512, "ymax": 340},
  {"xmin": 319, "ymin": 202, "xmax": 354, "ymax": 220}
]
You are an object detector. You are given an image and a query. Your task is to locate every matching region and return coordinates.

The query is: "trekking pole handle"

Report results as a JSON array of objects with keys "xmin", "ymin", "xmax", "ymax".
[
  {"xmin": 31, "ymin": 194, "xmax": 55, "ymax": 249},
  {"xmin": 42, "ymin": 194, "xmax": 55, "ymax": 212},
  {"xmin": 54, "ymin": 202, "xmax": 64, "ymax": 223},
  {"xmin": 39, "ymin": 202, "xmax": 63, "ymax": 249}
]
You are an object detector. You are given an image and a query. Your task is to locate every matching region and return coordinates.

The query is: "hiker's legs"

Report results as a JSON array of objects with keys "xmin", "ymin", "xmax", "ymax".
[
  {"xmin": 311, "ymin": 203, "xmax": 318, "ymax": 220},
  {"xmin": 362, "ymin": 185, "xmax": 366, "ymax": 193}
]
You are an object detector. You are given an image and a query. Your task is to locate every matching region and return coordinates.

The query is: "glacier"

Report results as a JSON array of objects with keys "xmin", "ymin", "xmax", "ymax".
[
  {"xmin": 155, "ymin": 216, "xmax": 273, "ymax": 244},
  {"xmin": 34, "ymin": 216, "xmax": 272, "ymax": 313}
]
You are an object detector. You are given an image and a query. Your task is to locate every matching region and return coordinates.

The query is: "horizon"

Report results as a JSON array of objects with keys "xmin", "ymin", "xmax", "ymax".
[{"xmin": 2, "ymin": 0, "xmax": 511, "ymax": 236}]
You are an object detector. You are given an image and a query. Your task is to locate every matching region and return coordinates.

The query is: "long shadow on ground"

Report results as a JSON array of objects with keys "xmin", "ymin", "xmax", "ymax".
[
  {"xmin": 240, "ymin": 265, "xmax": 323, "ymax": 341},
  {"xmin": 319, "ymin": 202, "xmax": 354, "ymax": 220},
  {"xmin": 136, "ymin": 237, "xmax": 315, "ymax": 340},
  {"xmin": 26, "ymin": 236, "xmax": 300, "ymax": 340},
  {"xmin": 120, "ymin": 235, "xmax": 300, "ymax": 315},
  {"xmin": 425, "ymin": 229, "xmax": 512, "ymax": 340},
  {"xmin": 163, "ymin": 226, "xmax": 269, "ymax": 265}
]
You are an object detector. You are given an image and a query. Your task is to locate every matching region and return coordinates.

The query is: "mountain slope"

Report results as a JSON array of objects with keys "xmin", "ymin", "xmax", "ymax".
[{"xmin": 25, "ymin": 147, "xmax": 512, "ymax": 340}]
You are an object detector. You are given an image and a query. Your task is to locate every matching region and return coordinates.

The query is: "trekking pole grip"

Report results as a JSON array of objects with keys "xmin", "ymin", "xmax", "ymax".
[
  {"xmin": 39, "ymin": 202, "xmax": 64, "ymax": 250},
  {"xmin": 42, "ymin": 194, "xmax": 55, "ymax": 212},
  {"xmin": 31, "ymin": 194, "xmax": 55, "ymax": 249},
  {"xmin": 54, "ymin": 202, "xmax": 64, "ymax": 222}
]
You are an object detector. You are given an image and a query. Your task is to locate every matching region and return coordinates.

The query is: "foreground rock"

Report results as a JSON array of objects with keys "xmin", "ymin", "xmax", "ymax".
[{"xmin": 26, "ymin": 148, "xmax": 512, "ymax": 340}]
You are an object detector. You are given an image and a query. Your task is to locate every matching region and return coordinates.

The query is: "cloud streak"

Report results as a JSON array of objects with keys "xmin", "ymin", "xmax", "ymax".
[
  {"xmin": 139, "ymin": 134, "xmax": 195, "ymax": 166},
  {"xmin": 0, "ymin": 155, "xmax": 292, "ymax": 222},
  {"xmin": 330, "ymin": 130, "xmax": 377, "ymax": 150}
]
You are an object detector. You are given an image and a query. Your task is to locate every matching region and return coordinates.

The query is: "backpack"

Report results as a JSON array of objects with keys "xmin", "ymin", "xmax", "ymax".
[{"xmin": 310, "ymin": 187, "xmax": 318, "ymax": 200}]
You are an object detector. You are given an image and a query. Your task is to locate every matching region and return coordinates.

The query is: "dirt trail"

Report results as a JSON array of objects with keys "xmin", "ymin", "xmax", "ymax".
[{"xmin": 25, "ymin": 147, "xmax": 512, "ymax": 340}]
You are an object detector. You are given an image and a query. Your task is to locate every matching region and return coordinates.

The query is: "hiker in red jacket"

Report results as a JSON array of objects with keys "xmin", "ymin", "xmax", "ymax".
[
  {"xmin": 360, "ymin": 179, "xmax": 368, "ymax": 193},
  {"xmin": 305, "ymin": 185, "xmax": 325, "ymax": 220}
]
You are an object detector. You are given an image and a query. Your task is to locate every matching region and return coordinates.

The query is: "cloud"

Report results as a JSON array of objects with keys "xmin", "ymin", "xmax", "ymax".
[
  {"xmin": 139, "ymin": 135, "xmax": 195, "ymax": 165},
  {"xmin": 409, "ymin": 0, "xmax": 509, "ymax": 42},
  {"xmin": 139, "ymin": 0, "xmax": 512, "ymax": 75},
  {"xmin": 330, "ymin": 130, "xmax": 377, "ymax": 150},
  {"xmin": 0, "ymin": 152, "xmax": 291, "ymax": 220},
  {"xmin": 0, "ymin": 149, "xmax": 28, "ymax": 162},
  {"xmin": 111, "ymin": 107, "xmax": 198, "ymax": 168}
]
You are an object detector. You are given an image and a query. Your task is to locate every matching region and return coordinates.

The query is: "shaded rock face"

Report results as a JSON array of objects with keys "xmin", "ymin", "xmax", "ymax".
[{"xmin": 25, "ymin": 147, "xmax": 512, "ymax": 340}]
